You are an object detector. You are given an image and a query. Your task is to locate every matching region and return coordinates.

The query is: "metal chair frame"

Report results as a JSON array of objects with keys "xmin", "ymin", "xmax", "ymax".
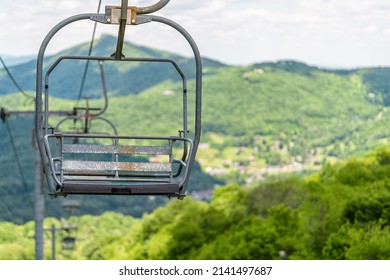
[{"xmin": 35, "ymin": 1, "xmax": 202, "ymax": 199}]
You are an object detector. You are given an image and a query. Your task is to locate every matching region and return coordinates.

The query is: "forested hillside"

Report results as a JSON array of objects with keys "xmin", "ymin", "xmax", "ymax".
[
  {"xmin": 0, "ymin": 34, "xmax": 224, "ymax": 98},
  {"xmin": 1, "ymin": 147, "xmax": 389, "ymax": 260},
  {"xmin": 1, "ymin": 35, "xmax": 390, "ymax": 224}
]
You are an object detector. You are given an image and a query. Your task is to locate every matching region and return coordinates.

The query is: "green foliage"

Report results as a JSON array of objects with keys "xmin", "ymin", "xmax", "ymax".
[
  {"xmin": 195, "ymin": 216, "xmax": 279, "ymax": 260},
  {"xmin": 248, "ymin": 177, "xmax": 306, "ymax": 215},
  {"xmin": 0, "ymin": 222, "xmax": 34, "ymax": 260},
  {"xmin": 359, "ymin": 67, "xmax": 390, "ymax": 106},
  {"xmin": 343, "ymin": 195, "xmax": 390, "ymax": 224},
  {"xmin": 323, "ymin": 223, "xmax": 390, "ymax": 260},
  {"xmin": 1, "ymin": 148, "xmax": 390, "ymax": 260},
  {"xmin": 375, "ymin": 146, "xmax": 390, "ymax": 165},
  {"xmin": 210, "ymin": 184, "xmax": 249, "ymax": 225}
]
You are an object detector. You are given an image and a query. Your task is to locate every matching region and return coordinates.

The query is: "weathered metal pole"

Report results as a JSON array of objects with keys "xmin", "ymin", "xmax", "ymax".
[
  {"xmin": 51, "ymin": 224, "xmax": 56, "ymax": 260},
  {"xmin": 33, "ymin": 129, "xmax": 44, "ymax": 260}
]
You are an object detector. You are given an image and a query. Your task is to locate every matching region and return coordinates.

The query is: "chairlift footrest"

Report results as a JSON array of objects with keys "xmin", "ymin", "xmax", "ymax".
[{"xmin": 61, "ymin": 181, "xmax": 181, "ymax": 196}]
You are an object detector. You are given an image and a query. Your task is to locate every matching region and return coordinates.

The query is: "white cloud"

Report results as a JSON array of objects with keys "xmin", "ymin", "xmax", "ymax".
[{"xmin": 3, "ymin": 0, "xmax": 390, "ymax": 67}]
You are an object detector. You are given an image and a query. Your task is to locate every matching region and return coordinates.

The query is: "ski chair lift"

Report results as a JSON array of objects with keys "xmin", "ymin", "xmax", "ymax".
[
  {"xmin": 61, "ymin": 236, "xmax": 76, "ymax": 251},
  {"xmin": 55, "ymin": 61, "xmax": 118, "ymax": 137},
  {"xmin": 55, "ymin": 105, "xmax": 119, "ymax": 137},
  {"xmin": 35, "ymin": 0, "xmax": 202, "ymax": 199}
]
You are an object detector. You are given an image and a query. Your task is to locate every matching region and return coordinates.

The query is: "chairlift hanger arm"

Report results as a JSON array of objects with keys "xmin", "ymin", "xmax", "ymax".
[
  {"xmin": 107, "ymin": 0, "xmax": 170, "ymax": 59},
  {"xmin": 113, "ymin": 0, "xmax": 129, "ymax": 59}
]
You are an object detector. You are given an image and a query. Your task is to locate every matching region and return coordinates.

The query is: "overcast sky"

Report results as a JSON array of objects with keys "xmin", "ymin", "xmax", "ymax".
[{"xmin": 2, "ymin": 0, "xmax": 390, "ymax": 68}]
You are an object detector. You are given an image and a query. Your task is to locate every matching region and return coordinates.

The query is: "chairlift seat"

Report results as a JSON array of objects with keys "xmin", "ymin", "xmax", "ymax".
[{"xmin": 44, "ymin": 133, "xmax": 192, "ymax": 197}]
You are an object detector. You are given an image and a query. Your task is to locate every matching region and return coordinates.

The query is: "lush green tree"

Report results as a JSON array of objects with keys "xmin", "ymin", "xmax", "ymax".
[
  {"xmin": 195, "ymin": 216, "xmax": 279, "ymax": 260},
  {"xmin": 323, "ymin": 223, "xmax": 390, "ymax": 260},
  {"xmin": 1, "ymin": 148, "xmax": 390, "ymax": 260}
]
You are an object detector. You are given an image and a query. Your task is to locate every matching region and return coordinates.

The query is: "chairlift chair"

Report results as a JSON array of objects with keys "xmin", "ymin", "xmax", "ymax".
[
  {"xmin": 61, "ymin": 236, "xmax": 76, "ymax": 251},
  {"xmin": 35, "ymin": 0, "xmax": 202, "ymax": 199}
]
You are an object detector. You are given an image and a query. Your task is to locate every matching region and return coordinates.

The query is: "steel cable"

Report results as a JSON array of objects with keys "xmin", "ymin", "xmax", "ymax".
[{"xmin": 4, "ymin": 120, "xmax": 34, "ymax": 213}]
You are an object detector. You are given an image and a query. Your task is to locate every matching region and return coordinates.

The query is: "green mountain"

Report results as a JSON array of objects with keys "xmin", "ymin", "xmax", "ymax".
[
  {"xmin": 0, "ymin": 34, "xmax": 224, "ymax": 98},
  {"xmin": 0, "ymin": 55, "xmax": 36, "ymax": 68},
  {"xmin": 0, "ymin": 35, "xmax": 389, "ymax": 224}
]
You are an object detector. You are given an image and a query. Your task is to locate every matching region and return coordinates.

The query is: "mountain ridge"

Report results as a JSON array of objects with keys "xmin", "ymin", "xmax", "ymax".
[{"xmin": 0, "ymin": 34, "xmax": 225, "ymax": 99}]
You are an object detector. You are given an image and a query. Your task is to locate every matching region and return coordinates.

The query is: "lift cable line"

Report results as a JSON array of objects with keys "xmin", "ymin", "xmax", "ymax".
[
  {"xmin": 0, "ymin": 124, "xmax": 16, "ymax": 221},
  {"xmin": 75, "ymin": 0, "xmax": 103, "ymax": 108},
  {"xmin": 0, "ymin": 196, "xmax": 15, "ymax": 221},
  {"xmin": 4, "ymin": 119, "xmax": 34, "ymax": 212},
  {"xmin": 35, "ymin": 0, "xmax": 202, "ymax": 199},
  {"xmin": 0, "ymin": 108, "xmax": 80, "ymax": 206},
  {"xmin": 0, "ymin": 56, "xmax": 35, "ymax": 103}
]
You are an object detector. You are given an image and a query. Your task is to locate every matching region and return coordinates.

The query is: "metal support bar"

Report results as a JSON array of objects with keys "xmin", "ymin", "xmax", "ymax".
[
  {"xmin": 1, "ymin": 108, "xmax": 75, "ymax": 120},
  {"xmin": 113, "ymin": 0, "xmax": 128, "ymax": 59}
]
